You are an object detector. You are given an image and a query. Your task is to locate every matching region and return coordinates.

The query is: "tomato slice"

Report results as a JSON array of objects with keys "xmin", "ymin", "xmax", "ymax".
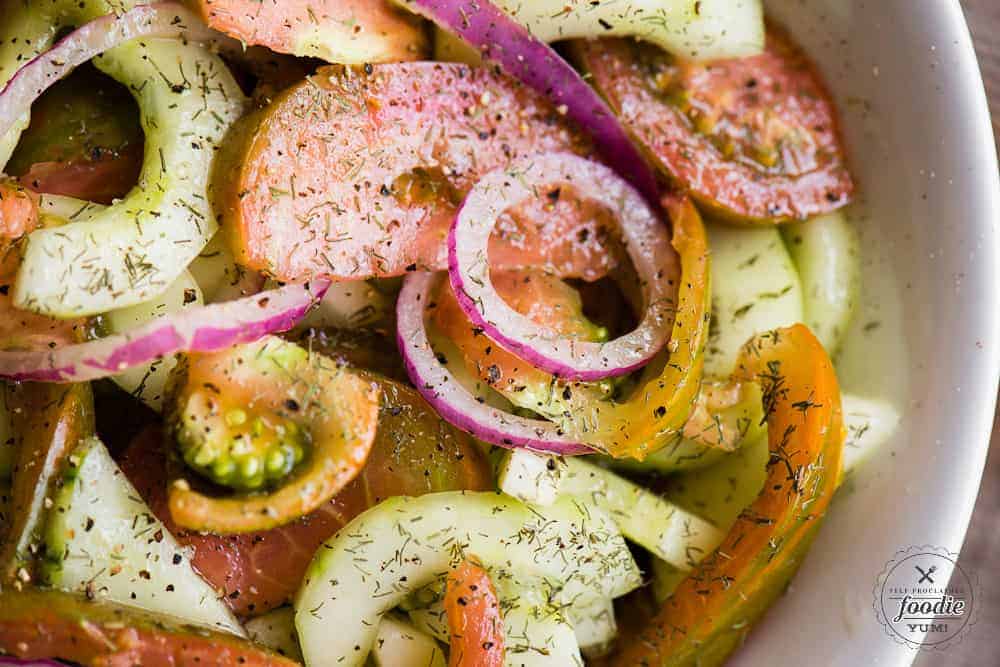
[
  {"xmin": 0, "ymin": 177, "xmax": 38, "ymax": 279},
  {"xmin": 216, "ymin": 62, "xmax": 623, "ymax": 282},
  {"xmin": 190, "ymin": 0, "xmax": 428, "ymax": 63},
  {"xmin": 121, "ymin": 376, "xmax": 492, "ymax": 618},
  {"xmin": 445, "ymin": 559, "xmax": 504, "ymax": 667},
  {"xmin": 0, "ymin": 589, "xmax": 297, "ymax": 667},
  {"xmin": 574, "ymin": 26, "xmax": 853, "ymax": 223},
  {"xmin": 431, "ymin": 269, "xmax": 616, "ymax": 419}
]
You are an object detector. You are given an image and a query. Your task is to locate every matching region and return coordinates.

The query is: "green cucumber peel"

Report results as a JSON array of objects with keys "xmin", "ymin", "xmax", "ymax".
[{"xmin": 14, "ymin": 37, "xmax": 245, "ymax": 317}]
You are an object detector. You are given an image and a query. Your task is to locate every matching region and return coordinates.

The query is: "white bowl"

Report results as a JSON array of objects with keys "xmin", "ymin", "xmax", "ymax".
[{"xmin": 730, "ymin": 1, "xmax": 1000, "ymax": 665}]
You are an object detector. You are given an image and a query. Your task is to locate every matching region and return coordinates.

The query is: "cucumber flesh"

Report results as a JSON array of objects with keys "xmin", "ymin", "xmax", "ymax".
[
  {"xmin": 372, "ymin": 613, "xmax": 446, "ymax": 667},
  {"xmin": 104, "ymin": 270, "xmax": 203, "ymax": 411},
  {"xmin": 408, "ymin": 583, "xmax": 583, "ymax": 667},
  {"xmin": 561, "ymin": 459, "xmax": 723, "ymax": 570},
  {"xmin": 496, "ymin": 449, "xmax": 565, "ymax": 505},
  {"xmin": 14, "ymin": 38, "xmax": 246, "ymax": 317},
  {"xmin": 42, "ymin": 437, "xmax": 245, "ymax": 637},
  {"xmin": 245, "ymin": 607, "xmax": 303, "ymax": 663},
  {"xmin": 498, "ymin": 451, "xmax": 724, "ymax": 571},
  {"xmin": 704, "ymin": 222, "xmax": 804, "ymax": 378},
  {"xmin": 571, "ymin": 598, "xmax": 617, "ymax": 659},
  {"xmin": 782, "ymin": 211, "xmax": 861, "ymax": 357},
  {"xmin": 294, "ymin": 491, "xmax": 640, "ymax": 666},
  {"xmin": 0, "ymin": 9, "xmax": 55, "ymax": 166},
  {"xmin": 482, "ymin": 0, "xmax": 763, "ymax": 60},
  {"xmin": 502, "ymin": 586, "xmax": 583, "ymax": 667},
  {"xmin": 650, "ymin": 556, "xmax": 688, "ymax": 605},
  {"xmin": 841, "ymin": 394, "xmax": 900, "ymax": 478},
  {"xmin": 187, "ymin": 233, "xmax": 256, "ymax": 304}
]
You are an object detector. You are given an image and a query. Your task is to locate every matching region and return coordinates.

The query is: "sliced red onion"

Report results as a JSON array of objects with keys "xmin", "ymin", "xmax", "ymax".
[
  {"xmin": 448, "ymin": 152, "xmax": 675, "ymax": 381},
  {"xmin": 396, "ymin": 272, "xmax": 594, "ymax": 455},
  {"xmin": 0, "ymin": 2, "xmax": 230, "ymax": 140},
  {"xmin": 395, "ymin": 0, "xmax": 660, "ymax": 205},
  {"xmin": 0, "ymin": 281, "xmax": 330, "ymax": 383}
]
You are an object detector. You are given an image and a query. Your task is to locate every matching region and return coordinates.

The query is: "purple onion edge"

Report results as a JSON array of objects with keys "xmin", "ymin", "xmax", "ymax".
[
  {"xmin": 395, "ymin": 275, "xmax": 593, "ymax": 456},
  {"xmin": 445, "ymin": 193, "xmax": 659, "ymax": 382}
]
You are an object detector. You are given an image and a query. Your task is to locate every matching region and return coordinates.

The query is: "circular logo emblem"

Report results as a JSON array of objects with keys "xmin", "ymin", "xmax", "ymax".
[{"xmin": 874, "ymin": 545, "xmax": 978, "ymax": 650}]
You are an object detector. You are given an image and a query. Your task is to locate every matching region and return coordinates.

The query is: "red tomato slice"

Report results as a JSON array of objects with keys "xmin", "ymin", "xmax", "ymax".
[
  {"xmin": 574, "ymin": 26, "xmax": 853, "ymax": 223},
  {"xmin": 120, "ymin": 377, "xmax": 493, "ymax": 618},
  {"xmin": 445, "ymin": 559, "xmax": 504, "ymax": 667},
  {"xmin": 0, "ymin": 589, "xmax": 297, "ymax": 667},
  {"xmin": 217, "ymin": 62, "xmax": 623, "ymax": 283}
]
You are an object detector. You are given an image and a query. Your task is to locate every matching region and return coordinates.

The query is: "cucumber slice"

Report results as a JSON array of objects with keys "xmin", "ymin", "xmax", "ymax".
[
  {"xmin": 294, "ymin": 491, "xmax": 640, "ymax": 666},
  {"xmin": 406, "ymin": 605, "xmax": 449, "ymax": 644},
  {"xmin": 497, "ymin": 451, "xmax": 724, "ymax": 570},
  {"xmin": 502, "ymin": 586, "xmax": 583, "ymax": 667},
  {"xmin": 373, "ymin": 614, "xmax": 446, "ymax": 667},
  {"xmin": 606, "ymin": 437, "xmax": 727, "ymax": 475},
  {"xmin": 704, "ymin": 222, "xmax": 804, "ymax": 378},
  {"xmin": 37, "ymin": 193, "xmax": 105, "ymax": 225},
  {"xmin": 187, "ymin": 233, "xmax": 255, "ymax": 304},
  {"xmin": 665, "ymin": 433, "xmax": 769, "ymax": 530},
  {"xmin": 0, "ymin": 9, "xmax": 55, "ymax": 166},
  {"xmin": 14, "ymin": 38, "xmax": 246, "ymax": 317},
  {"xmin": 571, "ymin": 598, "xmax": 617, "ymax": 659},
  {"xmin": 245, "ymin": 607, "xmax": 303, "ymax": 662},
  {"xmin": 496, "ymin": 449, "xmax": 566, "ymax": 505},
  {"xmin": 560, "ymin": 459, "xmax": 724, "ymax": 570},
  {"xmin": 42, "ymin": 437, "xmax": 245, "ymax": 637},
  {"xmin": 472, "ymin": 0, "xmax": 763, "ymax": 60},
  {"xmin": 782, "ymin": 211, "xmax": 861, "ymax": 357},
  {"xmin": 650, "ymin": 555, "xmax": 688, "ymax": 605},
  {"xmin": 649, "ymin": 434, "xmax": 770, "ymax": 605},
  {"xmin": 841, "ymin": 394, "xmax": 900, "ymax": 478},
  {"xmin": 104, "ymin": 270, "xmax": 203, "ymax": 411},
  {"xmin": 408, "ymin": 583, "xmax": 583, "ymax": 667}
]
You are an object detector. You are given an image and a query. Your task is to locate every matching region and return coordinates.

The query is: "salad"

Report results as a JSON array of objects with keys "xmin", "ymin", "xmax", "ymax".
[{"xmin": 0, "ymin": 1, "xmax": 901, "ymax": 665}]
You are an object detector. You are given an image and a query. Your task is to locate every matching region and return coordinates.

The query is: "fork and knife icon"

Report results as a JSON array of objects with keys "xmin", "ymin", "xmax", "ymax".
[{"xmin": 915, "ymin": 564, "xmax": 937, "ymax": 584}]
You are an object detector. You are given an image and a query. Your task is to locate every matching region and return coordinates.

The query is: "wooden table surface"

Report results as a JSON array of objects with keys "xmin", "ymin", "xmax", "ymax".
[{"xmin": 919, "ymin": 2, "xmax": 1000, "ymax": 665}]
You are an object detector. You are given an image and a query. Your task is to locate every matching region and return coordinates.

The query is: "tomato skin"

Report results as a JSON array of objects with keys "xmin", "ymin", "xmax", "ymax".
[
  {"xmin": 0, "ymin": 178, "xmax": 38, "ymax": 279},
  {"xmin": 216, "ymin": 62, "xmax": 622, "ymax": 283},
  {"xmin": 445, "ymin": 559, "xmax": 504, "ymax": 667},
  {"xmin": 574, "ymin": 27, "xmax": 853, "ymax": 223},
  {"xmin": 121, "ymin": 375, "xmax": 492, "ymax": 618},
  {"xmin": 0, "ymin": 589, "xmax": 297, "ymax": 667}
]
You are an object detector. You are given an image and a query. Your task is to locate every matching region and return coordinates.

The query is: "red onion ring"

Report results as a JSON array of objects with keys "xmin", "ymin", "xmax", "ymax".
[
  {"xmin": 448, "ymin": 153, "xmax": 675, "ymax": 380},
  {"xmin": 0, "ymin": 3, "xmax": 228, "ymax": 141},
  {"xmin": 395, "ymin": 0, "xmax": 660, "ymax": 206},
  {"xmin": 0, "ymin": 281, "xmax": 330, "ymax": 382},
  {"xmin": 396, "ymin": 272, "xmax": 594, "ymax": 455}
]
